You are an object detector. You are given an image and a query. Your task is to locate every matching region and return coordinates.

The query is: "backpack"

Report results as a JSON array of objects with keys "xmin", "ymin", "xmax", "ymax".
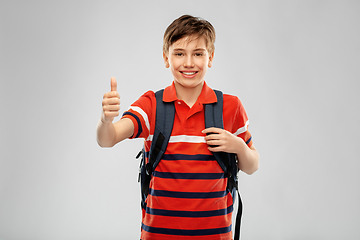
[{"xmin": 136, "ymin": 89, "xmax": 243, "ymax": 240}]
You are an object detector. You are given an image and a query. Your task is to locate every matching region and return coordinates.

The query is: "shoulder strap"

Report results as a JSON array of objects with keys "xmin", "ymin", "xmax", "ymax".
[
  {"xmin": 204, "ymin": 90, "xmax": 238, "ymax": 187},
  {"xmin": 147, "ymin": 89, "xmax": 175, "ymax": 173},
  {"xmin": 204, "ymin": 89, "xmax": 242, "ymax": 240},
  {"xmin": 204, "ymin": 90, "xmax": 228, "ymax": 172},
  {"xmin": 141, "ymin": 89, "xmax": 175, "ymax": 198}
]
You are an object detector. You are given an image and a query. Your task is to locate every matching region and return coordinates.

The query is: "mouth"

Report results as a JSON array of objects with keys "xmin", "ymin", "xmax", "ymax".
[{"xmin": 180, "ymin": 71, "xmax": 198, "ymax": 78}]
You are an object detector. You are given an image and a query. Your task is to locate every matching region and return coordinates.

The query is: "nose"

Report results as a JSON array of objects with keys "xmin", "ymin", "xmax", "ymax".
[{"xmin": 183, "ymin": 55, "xmax": 195, "ymax": 68}]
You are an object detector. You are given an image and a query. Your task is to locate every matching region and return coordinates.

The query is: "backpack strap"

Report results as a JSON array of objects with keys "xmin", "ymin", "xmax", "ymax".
[
  {"xmin": 141, "ymin": 89, "xmax": 175, "ymax": 198},
  {"xmin": 150, "ymin": 90, "xmax": 175, "ymax": 170},
  {"xmin": 204, "ymin": 90, "xmax": 237, "ymax": 183},
  {"xmin": 204, "ymin": 90, "xmax": 228, "ymax": 173},
  {"xmin": 204, "ymin": 89, "xmax": 242, "ymax": 240}
]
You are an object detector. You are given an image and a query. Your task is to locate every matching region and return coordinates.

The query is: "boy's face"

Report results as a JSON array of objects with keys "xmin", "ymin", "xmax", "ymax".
[{"xmin": 163, "ymin": 35, "xmax": 214, "ymax": 90}]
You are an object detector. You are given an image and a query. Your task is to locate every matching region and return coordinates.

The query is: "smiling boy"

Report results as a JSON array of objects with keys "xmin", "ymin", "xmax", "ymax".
[{"xmin": 97, "ymin": 15, "xmax": 259, "ymax": 240}]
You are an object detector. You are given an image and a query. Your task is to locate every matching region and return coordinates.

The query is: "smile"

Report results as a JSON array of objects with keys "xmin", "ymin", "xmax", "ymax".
[{"xmin": 181, "ymin": 71, "xmax": 197, "ymax": 76}]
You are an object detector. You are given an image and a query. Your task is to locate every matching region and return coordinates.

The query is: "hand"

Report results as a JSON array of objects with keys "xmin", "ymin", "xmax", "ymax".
[
  {"xmin": 203, "ymin": 127, "xmax": 244, "ymax": 154},
  {"xmin": 101, "ymin": 77, "xmax": 120, "ymax": 123}
]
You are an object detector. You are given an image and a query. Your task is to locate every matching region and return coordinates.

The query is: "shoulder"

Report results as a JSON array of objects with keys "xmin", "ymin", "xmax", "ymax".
[
  {"xmin": 222, "ymin": 92, "xmax": 240, "ymax": 102},
  {"xmin": 220, "ymin": 92, "xmax": 250, "ymax": 133},
  {"xmin": 138, "ymin": 89, "xmax": 168, "ymax": 101},
  {"xmin": 221, "ymin": 92, "xmax": 248, "ymax": 122},
  {"xmin": 222, "ymin": 93, "xmax": 243, "ymax": 110},
  {"xmin": 130, "ymin": 90, "xmax": 157, "ymax": 108},
  {"xmin": 139, "ymin": 90, "xmax": 156, "ymax": 100}
]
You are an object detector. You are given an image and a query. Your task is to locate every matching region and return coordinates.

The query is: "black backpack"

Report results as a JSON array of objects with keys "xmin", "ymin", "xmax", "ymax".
[{"xmin": 136, "ymin": 89, "xmax": 243, "ymax": 240}]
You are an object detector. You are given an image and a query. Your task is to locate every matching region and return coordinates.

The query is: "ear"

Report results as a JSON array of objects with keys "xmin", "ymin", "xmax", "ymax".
[
  {"xmin": 208, "ymin": 51, "xmax": 214, "ymax": 68},
  {"xmin": 163, "ymin": 52, "xmax": 170, "ymax": 68}
]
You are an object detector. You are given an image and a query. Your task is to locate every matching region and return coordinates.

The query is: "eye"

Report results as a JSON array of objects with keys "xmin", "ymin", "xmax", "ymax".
[
  {"xmin": 194, "ymin": 52, "xmax": 204, "ymax": 57},
  {"xmin": 174, "ymin": 52, "xmax": 184, "ymax": 56}
]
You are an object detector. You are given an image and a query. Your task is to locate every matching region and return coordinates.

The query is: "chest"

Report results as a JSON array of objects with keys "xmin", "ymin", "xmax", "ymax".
[{"xmin": 171, "ymin": 99, "xmax": 206, "ymax": 136}]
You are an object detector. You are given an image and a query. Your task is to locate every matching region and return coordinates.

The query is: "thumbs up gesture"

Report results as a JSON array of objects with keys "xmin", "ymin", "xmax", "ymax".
[{"xmin": 101, "ymin": 77, "xmax": 120, "ymax": 123}]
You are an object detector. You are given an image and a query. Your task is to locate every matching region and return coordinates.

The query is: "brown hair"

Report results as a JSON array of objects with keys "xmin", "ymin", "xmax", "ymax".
[{"xmin": 163, "ymin": 15, "xmax": 216, "ymax": 55}]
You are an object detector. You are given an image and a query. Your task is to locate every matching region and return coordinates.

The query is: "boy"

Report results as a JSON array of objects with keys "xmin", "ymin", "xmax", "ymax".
[{"xmin": 97, "ymin": 15, "xmax": 259, "ymax": 240}]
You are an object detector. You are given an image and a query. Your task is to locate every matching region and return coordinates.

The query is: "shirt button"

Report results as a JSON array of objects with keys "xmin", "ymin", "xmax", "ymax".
[{"xmin": 177, "ymin": 101, "xmax": 181, "ymax": 105}]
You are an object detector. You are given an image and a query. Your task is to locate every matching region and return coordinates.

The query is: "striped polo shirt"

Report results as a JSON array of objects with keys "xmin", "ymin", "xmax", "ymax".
[{"xmin": 122, "ymin": 81, "xmax": 252, "ymax": 240}]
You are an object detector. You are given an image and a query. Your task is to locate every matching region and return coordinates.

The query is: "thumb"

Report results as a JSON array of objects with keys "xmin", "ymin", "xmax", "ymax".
[{"xmin": 110, "ymin": 77, "xmax": 117, "ymax": 92}]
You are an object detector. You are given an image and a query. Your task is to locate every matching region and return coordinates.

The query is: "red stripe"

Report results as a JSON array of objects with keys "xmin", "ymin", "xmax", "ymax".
[
  {"xmin": 156, "ymin": 159, "xmax": 224, "ymax": 174},
  {"xmin": 142, "ymin": 214, "xmax": 232, "ymax": 230},
  {"xmin": 146, "ymin": 192, "xmax": 233, "ymax": 212},
  {"xmin": 150, "ymin": 177, "xmax": 227, "ymax": 192}
]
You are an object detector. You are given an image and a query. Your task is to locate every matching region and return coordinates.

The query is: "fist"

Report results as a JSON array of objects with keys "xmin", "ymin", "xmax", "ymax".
[{"xmin": 101, "ymin": 77, "xmax": 120, "ymax": 123}]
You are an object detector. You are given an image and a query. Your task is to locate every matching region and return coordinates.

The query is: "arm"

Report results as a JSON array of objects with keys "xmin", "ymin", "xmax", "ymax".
[
  {"xmin": 96, "ymin": 77, "xmax": 134, "ymax": 148},
  {"xmin": 97, "ymin": 118, "xmax": 134, "ymax": 148},
  {"xmin": 203, "ymin": 128, "xmax": 259, "ymax": 175}
]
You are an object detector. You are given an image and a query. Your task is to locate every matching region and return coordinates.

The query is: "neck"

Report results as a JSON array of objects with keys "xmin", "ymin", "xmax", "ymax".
[{"xmin": 174, "ymin": 81, "xmax": 204, "ymax": 108}]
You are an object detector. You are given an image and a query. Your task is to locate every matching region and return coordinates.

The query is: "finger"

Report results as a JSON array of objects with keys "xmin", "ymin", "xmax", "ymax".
[
  {"xmin": 206, "ymin": 138, "xmax": 221, "ymax": 145},
  {"xmin": 103, "ymin": 104, "xmax": 120, "ymax": 111},
  {"xmin": 102, "ymin": 97, "xmax": 120, "ymax": 107},
  {"xmin": 103, "ymin": 91, "xmax": 120, "ymax": 99},
  {"xmin": 104, "ymin": 97, "xmax": 120, "ymax": 105},
  {"xmin": 102, "ymin": 111, "xmax": 119, "ymax": 121},
  {"xmin": 111, "ymin": 77, "xmax": 117, "ymax": 92},
  {"xmin": 104, "ymin": 111, "xmax": 119, "ymax": 118},
  {"xmin": 204, "ymin": 134, "xmax": 217, "ymax": 141},
  {"xmin": 207, "ymin": 145, "xmax": 224, "ymax": 152},
  {"xmin": 202, "ymin": 127, "xmax": 222, "ymax": 134}
]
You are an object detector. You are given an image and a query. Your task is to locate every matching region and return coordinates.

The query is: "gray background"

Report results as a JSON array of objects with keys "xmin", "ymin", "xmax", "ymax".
[{"xmin": 1, "ymin": 0, "xmax": 359, "ymax": 239}]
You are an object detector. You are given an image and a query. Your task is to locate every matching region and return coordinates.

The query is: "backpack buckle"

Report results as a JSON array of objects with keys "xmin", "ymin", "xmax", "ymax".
[
  {"xmin": 145, "ymin": 163, "xmax": 152, "ymax": 175},
  {"xmin": 227, "ymin": 166, "xmax": 234, "ymax": 178}
]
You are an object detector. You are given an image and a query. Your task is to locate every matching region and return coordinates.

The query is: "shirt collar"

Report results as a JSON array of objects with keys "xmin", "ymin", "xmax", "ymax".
[{"xmin": 163, "ymin": 81, "xmax": 218, "ymax": 104}]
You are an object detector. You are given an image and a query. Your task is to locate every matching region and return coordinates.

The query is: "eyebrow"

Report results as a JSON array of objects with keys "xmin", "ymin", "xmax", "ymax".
[{"xmin": 173, "ymin": 48, "xmax": 206, "ymax": 52}]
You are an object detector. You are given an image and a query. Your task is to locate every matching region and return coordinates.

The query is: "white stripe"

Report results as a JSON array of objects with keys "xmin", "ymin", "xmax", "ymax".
[
  {"xmin": 233, "ymin": 120, "xmax": 249, "ymax": 136},
  {"xmin": 169, "ymin": 135, "xmax": 206, "ymax": 143},
  {"xmin": 146, "ymin": 135, "xmax": 206, "ymax": 143},
  {"xmin": 130, "ymin": 106, "xmax": 150, "ymax": 132},
  {"xmin": 146, "ymin": 121, "xmax": 250, "ymax": 143}
]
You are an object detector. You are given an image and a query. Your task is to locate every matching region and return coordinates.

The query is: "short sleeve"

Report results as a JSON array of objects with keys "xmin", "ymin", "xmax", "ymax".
[
  {"xmin": 223, "ymin": 94, "xmax": 253, "ymax": 147},
  {"xmin": 121, "ymin": 90, "xmax": 156, "ymax": 139}
]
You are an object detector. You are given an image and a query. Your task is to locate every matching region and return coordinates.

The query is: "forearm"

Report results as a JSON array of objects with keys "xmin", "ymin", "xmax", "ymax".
[
  {"xmin": 96, "ymin": 120, "xmax": 117, "ymax": 147},
  {"xmin": 97, "ymin": 117, "xmax": 135, "ymax": 148},
  {"xmin": 235, "ymin": 139, "xmax": 259, "ymax": 175}
]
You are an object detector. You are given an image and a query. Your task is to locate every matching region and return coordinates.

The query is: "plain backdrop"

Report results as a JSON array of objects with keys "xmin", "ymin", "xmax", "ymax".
[{"xmin": 1, "ymin": 0, "xmax": 359, "ymax": 239}]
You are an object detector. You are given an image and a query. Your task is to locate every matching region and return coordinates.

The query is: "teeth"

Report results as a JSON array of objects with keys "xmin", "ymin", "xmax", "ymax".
[{"xmin": 182, "ymin": 72, "xmax": 196, "ymax": 75}]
